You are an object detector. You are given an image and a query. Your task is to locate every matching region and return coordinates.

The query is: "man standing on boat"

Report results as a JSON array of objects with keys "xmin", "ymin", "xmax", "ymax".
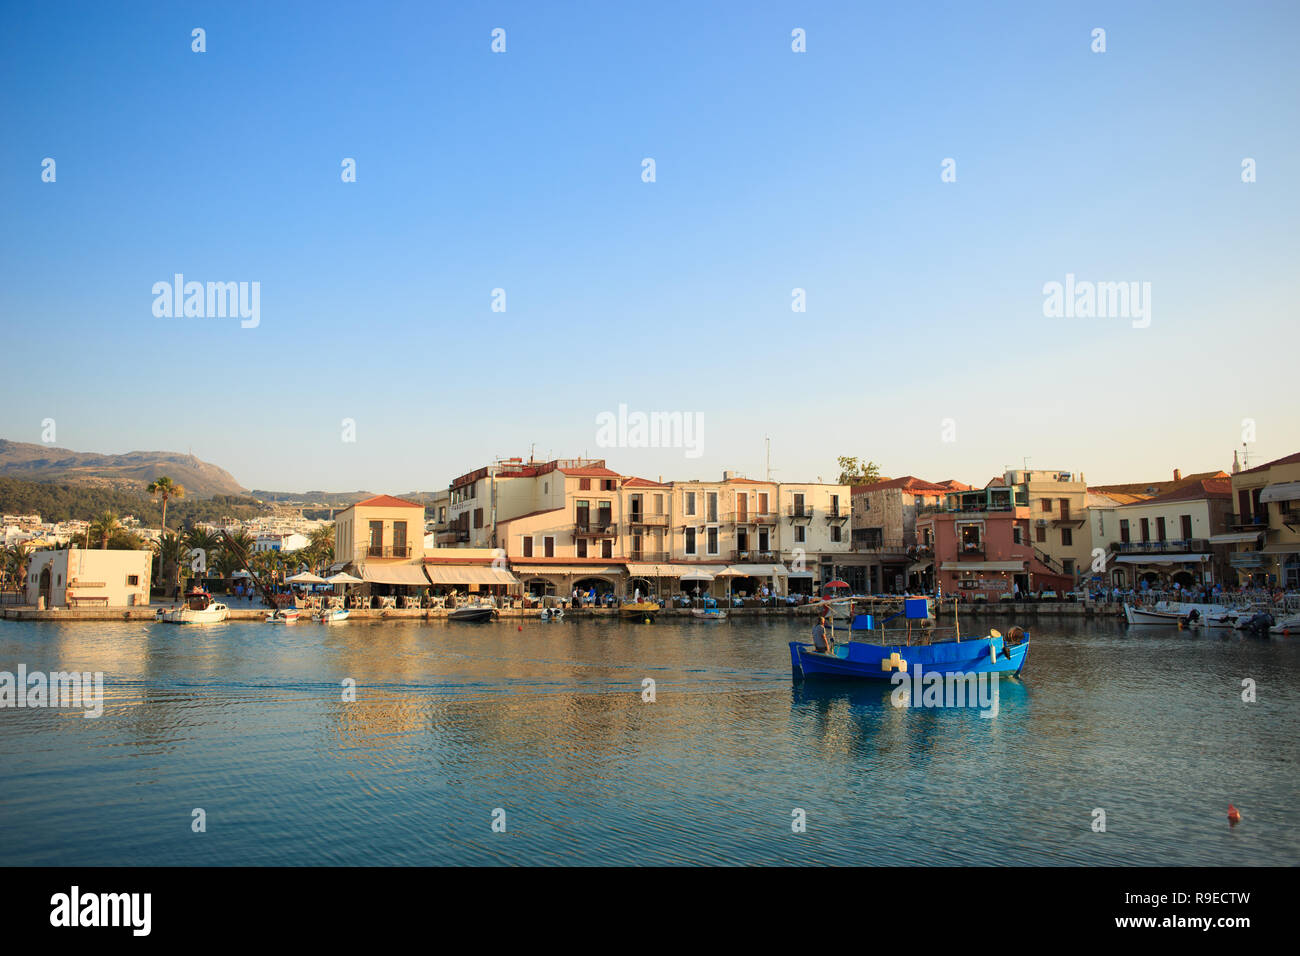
[{"xmin": 812, "ymin": 615, "xmax": 831, "ymax": 653}]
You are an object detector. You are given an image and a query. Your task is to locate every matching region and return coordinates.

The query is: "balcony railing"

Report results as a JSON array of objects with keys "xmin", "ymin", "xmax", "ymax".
[
  {"xmin": 363, "ymin": 545, "xmax": 413, "ymax": 558},
  {"xmin": 1111, "ymin": 539, "xmax": 1209, "ymax": 554},
  {"xmin": 729, "ymin": 550, "xmax": 780, "ymax": 563},
  {"xmin": 627, "ymin": 513, "xmax": 669, "ymax": 527},
  {"xmin": 1228, "ymin": 512, "xmax": 1268, "ymax": 530},
  {"xmin": 574, "ymin": 521, "xmax": 618, "ymax": 537},
  {"xmin": 786, "ymin": 506, "xmax": 815, "ymax": 520},
  {"xmin": 723, "ymin": 511, "xmax": 779, "ymax": 524},
  {"xmin": 627, "ymin": 551, "xmax": 669, "ymax": 564}
]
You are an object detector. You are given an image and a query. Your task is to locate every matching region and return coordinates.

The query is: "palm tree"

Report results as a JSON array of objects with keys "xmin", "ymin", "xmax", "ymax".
[
  {"xmin": 183, "ymin": 527, "xmax": 220, "ymax": 580},
  {"xmin": 147, "ymin": 476, "xmax": 186, "ymax": 542},
  {"xmin": 2, "ymin": 543, "xmax": 33, "ymax": 595},
  {"xmin": 306, "ymin": 524, "xmax": 336, "ymax": 573},
  {"xmin": 90, "ymin": 511, "xmax": 121, "ymax": 549},
  {"xmin": 155, "ymin": 532, "xmax": 189, "ymax": 593}
]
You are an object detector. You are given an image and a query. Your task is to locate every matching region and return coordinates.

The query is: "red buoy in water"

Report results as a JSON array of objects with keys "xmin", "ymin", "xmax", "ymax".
[
  {"xmin": 1227, "ymin": 804, "xmax": 1242, "ymax": 825},
  {"xmin": 517, "ymin": 625, "xmax": 522, "ymax": 631}
]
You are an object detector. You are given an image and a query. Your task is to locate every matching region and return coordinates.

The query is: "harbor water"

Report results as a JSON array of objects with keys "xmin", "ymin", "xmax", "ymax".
[{"xmin": 0, "ymin": 616, "xmax": 1296, "ymax": 866}]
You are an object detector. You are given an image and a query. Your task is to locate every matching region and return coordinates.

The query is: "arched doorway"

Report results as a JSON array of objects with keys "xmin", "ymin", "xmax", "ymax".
[{"xmin": 39, "ymin": 566, "xmax": 52, "ymax": 607}]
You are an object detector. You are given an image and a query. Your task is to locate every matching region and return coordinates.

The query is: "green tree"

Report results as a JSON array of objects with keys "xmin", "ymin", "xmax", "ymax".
[
  {"xmin": 836, "ymin": 457, "xmax": 883, "ymax": 486},
  {"xmin": 146, "ymin": 476, "xmax": 186, "ymax": 541},
  {"xmin": 89, "ymin": 511, "xmax": 121, "ymax": 549}
]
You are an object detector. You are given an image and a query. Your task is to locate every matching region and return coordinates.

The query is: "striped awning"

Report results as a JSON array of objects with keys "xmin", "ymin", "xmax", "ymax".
[
  {"xmin": 359, "ymin": 564, "xmax": 433, "ymax": 586},
  {"xmin": 423, "ymin": 565, "xmax": 518, "ymax": 586}
]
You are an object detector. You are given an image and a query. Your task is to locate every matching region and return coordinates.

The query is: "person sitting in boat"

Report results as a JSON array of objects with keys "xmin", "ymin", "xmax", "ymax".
[{"xmin": 812, "ymin": 616, "xmax": 831, "ymax": 653}]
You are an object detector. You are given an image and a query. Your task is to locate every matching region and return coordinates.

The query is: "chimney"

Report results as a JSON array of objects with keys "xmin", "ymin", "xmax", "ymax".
[
  {"xmin": 1173, "ymin": 468, "xmax": 1182, "ymax": 481},
  {"xmin": 1232, "ymin": 451, "xmax": 1240, "ymax": 474}
]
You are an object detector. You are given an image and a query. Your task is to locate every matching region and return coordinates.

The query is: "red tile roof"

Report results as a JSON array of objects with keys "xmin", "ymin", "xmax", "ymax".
[
  {"xmin": 559, "ymin": 466, "xmax": 622, "ymax": 478},
  {"xmin": 1120, "ymin": 478, "xmax": 1231, "ymax": 506},
  {"xmin": 1240, "ymin": 452, "xmax": 1300, "ymax": 475},
  {"xmin": 852, "ymin": 476, "xmax": 949, "ymax": 494},
  {"xmin": 723, "ymin": 477, "xmax": 767, "ymax": 484},
  {"xmin": 623, "ymin": 477, "xmax": 671, "ymax": 488},
  {"xmin": 353, "ymin": 494, "xmax": 425, "ymax": 509},
  {"xmin": 497, "ymin": 507, "xmax": 565, "ymax": 523}
]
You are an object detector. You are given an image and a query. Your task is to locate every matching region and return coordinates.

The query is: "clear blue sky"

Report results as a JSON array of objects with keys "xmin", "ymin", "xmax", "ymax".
[{"xmin": 2, "ymin": 1, "xmax": 1297, "ymax": 492}]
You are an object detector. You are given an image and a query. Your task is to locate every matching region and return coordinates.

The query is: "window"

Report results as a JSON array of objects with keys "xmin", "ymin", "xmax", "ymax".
[
  {"xmin": 830, "ymin": 525, "xmax": 841, "ymax": 542},
  {"xmin": 393, "ymin": 521, "xmax": 407, "ymax": 551},
  {"xmin": 1120, "ymin": 519, "xmax": 1130, "ymax": 543},
  {"xmin": 684, "ymin": 492, "xmax": 696, "ymax": 516},
  {"xmin": 1035, "ymin": 525, "xmax": 1046, "ymax": 543},
  {"xmin": 1180, "ymin": 514, "xmax": 1192, "ymax": 539},
  {"xmin": 544, "ymin": 536, "xmax": 555, "ymax": 558},
  {"xmin": 1061, "ymin": 527, "xmax": 1073, "ymax": 546},
  {"xmin": 473, "ymin": 509, "xmax": 483, "ymax": 529},
  {"xmin": 758, "ymin": 528, "xmax": 769, "ymax": 551},
  {"xmin": 126, "ymin": 575, "xmax": 139, "ymax": 586},
  {"xmin": 830, "ymin": 494, "xmax": 840, "ymax": 516},
  {"xmin": 685, "ymin": 528, "xmax": 696, "ymax": 555},
  {"xmin": 369, "ymin": 521, "xmax": 384, "ymax": 552},
  {"xmin": 1140, "ymin": 518, "xmax": 1150, "ymax": 542},
  {"xmin": 601, "ymin": 539, "xmax": 612, "ymax": 558},
  {"xmin": 795, "ymin": 526, "xmax": 806, "ymax": 543},
  {"xmin": 706, "ymin": 527, "xmax": 718, "ymax": 554},
  {"xmin": 522, "ymin": 537, "xmax": 533, "ymax": 558},
  {"xmin": 653, "ymin": 494, "xmax": 663, "ymax": 513},
  {"xmin": 1063, "ymin": 559, "xmax": 1075, "ymax": 575},
  {"xmin": 1156, "ymin": 516, "xmax": 1166, "ymax": 542},
  {"xmin": 706, "ymin": 493, "xmax": 718, "ymax": 522},
  {"xmin": 794, "ymin": 493, "xmax": 806, "ymax": 516},
  {"xmin": 1013, "ymin": 525, "xmax": 1023, "ymax": 545},
  {"xmin": 1059, "ymin": 499, "xmax": 1070, "ymax": 520},
  {"xmin": 758, "ymin": 492, "xmax": 769, "ymax": 513},
  {"xmin": 577, "ymin": 539, "xmax": 588, "ymax": 558},
  {"xmin": 1041, "ymin": 499, "xmax": 1052, "ymax": 512},
  {"xmin": 579, "ymin": 478, "xmax": 591, "ymax": 491}
]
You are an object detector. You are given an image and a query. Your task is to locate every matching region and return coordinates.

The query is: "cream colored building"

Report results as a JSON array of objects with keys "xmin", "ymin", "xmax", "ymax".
[
  {"xmin": 1008, "ymin": 469, "xmax": 1090, "ymax": 581},
  {"xmin": 1226, "ymin": 452, "xmax": 1300, "ymax": 587},
  {"xmin": 332, "ymin": 494, "xmax": 431, "ymax": 594},
  {"xmin": 775, "ymin": 481, "xmax": 853, "ymax": 592},
  {"xmin": 26, "ymin": 548, "xmax": 153, "ymax": 608}
]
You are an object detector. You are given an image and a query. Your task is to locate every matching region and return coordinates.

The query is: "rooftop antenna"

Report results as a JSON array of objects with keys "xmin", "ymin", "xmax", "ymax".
[{"xmin": 765, "ymin": 437, "xmax": 771, "ymax": 481}]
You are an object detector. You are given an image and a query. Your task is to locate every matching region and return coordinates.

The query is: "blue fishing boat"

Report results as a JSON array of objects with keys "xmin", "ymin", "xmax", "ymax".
[{"xmin": 789, "ymin": 597, "xmax": 1029, "ymax": 681}]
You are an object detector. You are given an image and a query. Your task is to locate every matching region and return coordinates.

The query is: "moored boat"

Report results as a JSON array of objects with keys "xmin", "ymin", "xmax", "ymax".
[
  {"xmin": 161, "ymin": 588, "xmax": 229, "ymax": 625},
  {"xmin": 448, "ymin": 605, "xmax": 494, "ymax": 622},
  {"xmin": 691, "ymin": 608, "xmax": 728, "ymax": 622},
  {"xmin": 619, "ymin": 601, "xmax": 660, "ymax": 621},
  {"xmin": 315, "ymin": 606, "xmax": 350, "ymax": 623},
  {"xmin": 266, "ymin": 608, "xmax": 300, "ymax": 624}
]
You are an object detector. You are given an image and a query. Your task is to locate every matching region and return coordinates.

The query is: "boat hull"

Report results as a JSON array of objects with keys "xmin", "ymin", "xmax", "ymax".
[
  {"xmin": 790, "ymin": 634, "xmax": 1028, "ymax": 681},
  {"xmin": 316, "ymin": 608, "xmax": 350, "ymax": 623},
  {"xmin": 448, "ymin": 607, "xmax": 494, "ymax": 622},
  {"xmin": 162, "ymin": 604, "xmax": 229, "ymax": 625},
  {"xmin": 691, "ymin": 609, "xmax": 728, "ymax": 621}
]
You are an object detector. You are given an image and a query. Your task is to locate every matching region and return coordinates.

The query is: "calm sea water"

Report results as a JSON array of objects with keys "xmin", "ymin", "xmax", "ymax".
[{"xmin": 0, "ymin": 615, "xmax": 1296, "ymax": 866}]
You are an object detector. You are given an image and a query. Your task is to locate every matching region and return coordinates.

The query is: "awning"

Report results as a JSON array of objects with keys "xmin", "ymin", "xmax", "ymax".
[
  {"xmin": 1259, "ymin": 481, "xmax": 1300, "ymax": 504},
  {"xmin": 908, "ymin": 560, "xmax": 933, "ymax": 573},
  {"xmin": 786, "ymin": 571, "xmax": 814, "ymax": 579},
  {"xmin": 511, "ymin": 565, "xmax": 623, "ymax": 577},
  {"xmin": 1208, "ymin": 532, "xmax": 1264, "ymax": 544},
  {"xmin": 941, "ymin": 561, "xmax": 1025, "ymax": 572},
  {"xmin": 423, "ymin": 565, "xmax": 518, "ymax": 586},
  {"xmin": 1261, "ymin": 543, "xmax": 1300, "ymax": 554},
  {"xmin": 720, "ymin": 563, "xmax": 787, "ymax": 577},
  {"xmin": 1114, "ymin": 554, "xmax": 1210, "ymax": 564},
  {"xmin": 359, "ymin": 564, "xmax": 434, "ymax": 586},
  {"xmin": 625, "ymin": 563, "xmax": 677, "ymax": 577},
  {"xmin": 327, "ymin": 562, "xmax": 348, "ymax": 574}
]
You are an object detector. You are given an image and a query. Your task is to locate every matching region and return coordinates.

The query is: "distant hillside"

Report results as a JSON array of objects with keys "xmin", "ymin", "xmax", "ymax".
[
  {"xmin": 0, "ymin": 476, "xmax": 266, "ymax": 525},
  {"xmin": 0, "ymin": 440, "xmax": 245, "ymax": 498},
  {"xmin": 251, "ymin": 490, "xmax": 444, "ymax": 506}
]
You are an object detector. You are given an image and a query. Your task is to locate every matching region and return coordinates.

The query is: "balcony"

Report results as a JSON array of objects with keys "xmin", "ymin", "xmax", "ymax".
[
  {"xmin": 1110, "ymin": 539, "xmax": 1209, "ymax": 555},
  {"xmin": 958, "ymin": 543, "xmax": 985, "ymax": 557},
  {"xmin": 725, "ymin": 511, "xmax": 779, "ymax": 525},
  {"xmin": 786, "ymin": 506, "xmax": 814, "ymax": 521},
  {"xmin": 362, "ymin": 545, "xmax": 413, "ymax": 558},
  {"xmin": 433, "ymin": 530, "xmax": 464, "ymax": 545},
  {"xmin": 627, "ymin": 513, "xmax": 669, "ymax": 528},
  {"xmin": 824, "ymin": 508, "xmax": 849, "ymax": 523},
  {"xmin": 627, "ymin": 550, "xmax": 669, "ymax": 564},
  {"xmin": 1229, "ymin": 512, "xmax": 1268, "ymax": 531},
  {"xmin": 728, "ymin": 550, "xmax": 780, "ymax": 563},
  {"xmin": 574, "ymin": 520, "xmax": 618, "ymax": 538}
]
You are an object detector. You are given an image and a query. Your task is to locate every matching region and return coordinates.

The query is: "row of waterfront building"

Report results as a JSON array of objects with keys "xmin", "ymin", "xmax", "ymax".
[{"xmin": 326, "ymin": 451, "xmax": 1300, "ymax": 602}]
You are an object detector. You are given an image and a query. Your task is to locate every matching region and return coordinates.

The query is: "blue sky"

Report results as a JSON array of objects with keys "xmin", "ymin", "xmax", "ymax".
[{"xmin": 1, "ymin": 1, "xmax": 1297, "ymax": 493}]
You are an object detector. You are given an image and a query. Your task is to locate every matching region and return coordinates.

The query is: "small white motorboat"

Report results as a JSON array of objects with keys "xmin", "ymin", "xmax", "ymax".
[
  {"xmin": 266, "ymin": 608, "xmax": 300, "ymax": 624},
  {"xmin": 539, "ymin": 607, "xmax": 564, "ymax": 621},
  {"xmin": 691, "ymin": 608, "xmax": 728, "ymax": 621},
  {"xmin": 1270, "ymin": 613, "xmax": 1300, "ymax": 636},
  {"xmin": 161, "ymin": 588, "xmax": 229, "ymax": 624},
  {"xmin": 315, "ymin": 606, "xmax": 350, "ymax": 623}
]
